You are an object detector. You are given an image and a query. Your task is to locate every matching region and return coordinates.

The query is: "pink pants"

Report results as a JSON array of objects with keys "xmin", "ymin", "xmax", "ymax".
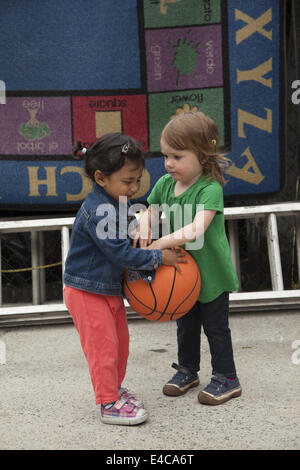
[{"xmin": 64, "ymin": 286, "xmax": 129, "ymax": 405}]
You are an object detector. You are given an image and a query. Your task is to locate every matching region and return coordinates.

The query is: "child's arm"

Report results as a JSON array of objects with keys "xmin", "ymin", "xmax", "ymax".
[
  {"xmin": 88, "ymin": 208, "xmax": 185, "ymax": 273},
  {"xmin": 146, "ymin": 210, "xmax": 216, "ymax": 250}
]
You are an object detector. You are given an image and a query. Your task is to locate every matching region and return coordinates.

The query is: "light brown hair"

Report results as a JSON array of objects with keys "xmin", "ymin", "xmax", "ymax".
[{"xmin": 161, "ymin": 111, "xmax": 229, "ymax": 186}]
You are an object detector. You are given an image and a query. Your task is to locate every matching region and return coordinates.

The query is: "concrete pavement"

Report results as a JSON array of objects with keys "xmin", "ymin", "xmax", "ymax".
[{"xmin": 0, "ymin": 310, "xmax": 299, "ymax": 450}]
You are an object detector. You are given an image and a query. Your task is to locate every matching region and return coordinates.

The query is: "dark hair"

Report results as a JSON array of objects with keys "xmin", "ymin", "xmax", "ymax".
[{"xmin": 72, "ymin": 133, "xmax": 144, "ymax": 181}]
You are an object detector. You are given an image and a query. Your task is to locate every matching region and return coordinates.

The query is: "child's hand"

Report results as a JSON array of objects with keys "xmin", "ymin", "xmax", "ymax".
[
  {"xmin": 161, "ymin": 248, "xmax": 187, "ymax": 274},
  {"xmin": 132, "ymin": 208, "xmax": 154, "ymax": 248},
  {"xmin": 132, "ymin": 226, "xmax": 152, "ymax": 248}
]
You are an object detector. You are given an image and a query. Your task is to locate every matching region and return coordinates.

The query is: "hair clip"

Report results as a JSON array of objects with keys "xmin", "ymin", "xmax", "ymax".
[
  {"xmin": 81, "ymin": 147, "xmax": 87, "ymax": 154},
  {"xmin": 121, "ymin": 143, "xmax": 130, "ymax": 154},
  {"xmin": 211, "ymin": 139, "xmax": 217, "ymax": 146}
]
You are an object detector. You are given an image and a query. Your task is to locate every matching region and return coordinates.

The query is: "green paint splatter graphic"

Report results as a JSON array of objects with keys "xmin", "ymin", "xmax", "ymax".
[{"xmin": 169, "ymin": 30, "xmax": 201, "ymax": 88}]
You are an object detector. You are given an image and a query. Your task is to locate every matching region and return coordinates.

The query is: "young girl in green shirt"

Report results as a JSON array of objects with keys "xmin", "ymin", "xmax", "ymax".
[{"xmin": 134, "ymin": 111, "xmax": 242, "ymax": 405}]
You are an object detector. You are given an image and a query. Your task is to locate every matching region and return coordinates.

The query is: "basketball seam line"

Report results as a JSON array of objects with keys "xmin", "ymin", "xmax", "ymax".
[
  {"xmin": 124, "ymin": 278, "xmax": 157, "ymax": 316},
  {"xmin": 156, "ymin": 267, "xmax": 177, "ymax": 321},
  {"xmin": 170, "ymin": 271, "xmax": 200, "ymax": 320}
]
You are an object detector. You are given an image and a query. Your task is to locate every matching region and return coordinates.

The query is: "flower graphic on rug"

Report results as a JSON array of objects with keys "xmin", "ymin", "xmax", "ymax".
[
  {"xmin": 171, "ymin": 103, "xmax": 199, "ymax": 120},
  {"xmin": 18, "ymin": 108, "xmax": 50, "ymax": 141},
  {"xmin": 160, "ymin": 0, "xmax": 182, "ymax": 15},
  {"xmin": 169, "ymin": 30, "xmax": 201, "ymax": 88}
]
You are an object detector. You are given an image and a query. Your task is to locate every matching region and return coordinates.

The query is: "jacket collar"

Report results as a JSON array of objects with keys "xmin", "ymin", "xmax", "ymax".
[{"xmin": 92, "ymin": 182, "xmax": 129, "ymax": 209}]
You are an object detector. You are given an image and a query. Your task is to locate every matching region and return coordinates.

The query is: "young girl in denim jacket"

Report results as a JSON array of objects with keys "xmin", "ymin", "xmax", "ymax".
[{"xmin": 63, "ymin": 133, "xmax": 185, "ymax": 425}]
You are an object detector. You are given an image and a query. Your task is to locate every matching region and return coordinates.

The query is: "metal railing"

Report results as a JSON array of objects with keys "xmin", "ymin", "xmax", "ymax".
[{"xmin": 0, "ymin": 202, "xmax": 300, "ymax": 326}]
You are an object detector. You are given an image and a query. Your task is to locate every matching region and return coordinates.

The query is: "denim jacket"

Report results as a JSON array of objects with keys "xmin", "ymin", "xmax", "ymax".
[{"xmin": 64, "ymin": 183, "xmax": 162, "ymax": 296}]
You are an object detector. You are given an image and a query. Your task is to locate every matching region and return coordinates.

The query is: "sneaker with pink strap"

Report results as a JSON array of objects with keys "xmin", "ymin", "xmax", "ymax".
[
  {"xmin": 100, "ymin": 398, "xmax": 148, "ymax": 425},
  {"xmin": 119, "ymin": 387, "xmax": 144, "ymax": 407}
]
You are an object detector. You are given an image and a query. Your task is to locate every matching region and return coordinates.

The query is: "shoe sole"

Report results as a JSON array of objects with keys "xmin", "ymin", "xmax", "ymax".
[
  {"xmin": 101, "ymin": 410, "xmax": 148, "ymax": 426},
  {"xmin": 163, "ymin": 378, "xmax": 200, "ymax": 396},
  {"xmin": 198, "ymin": 387, "xmax": 242, "ymax": 405}
]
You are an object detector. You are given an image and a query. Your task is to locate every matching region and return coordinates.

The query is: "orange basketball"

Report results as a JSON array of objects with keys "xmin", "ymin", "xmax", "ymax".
[{"xmin": 124, "ymin": 249, "xmax": 201, "ymax": 321}]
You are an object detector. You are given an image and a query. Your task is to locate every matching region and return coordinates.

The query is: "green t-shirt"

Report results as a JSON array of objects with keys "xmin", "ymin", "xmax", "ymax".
[{"xmin": 147, "ymin": 173, "xmax": 239, "ymax": 303}]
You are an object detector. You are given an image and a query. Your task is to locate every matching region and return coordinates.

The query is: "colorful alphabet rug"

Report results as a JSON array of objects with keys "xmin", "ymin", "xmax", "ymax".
[{"xmin": 0, "ymin": 0, "xmax": 284, "ymax": 210}]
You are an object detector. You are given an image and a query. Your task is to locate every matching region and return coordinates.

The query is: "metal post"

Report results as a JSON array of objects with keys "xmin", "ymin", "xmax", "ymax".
[
  {"xmin": 227, "ymin": 219, "xmax": 241, "ymax": 291},
  {"xmin": 61, "ymin": 226, "xmax": 70, "ymax": 291},
  {"xmin": 266, "ymin": 214, "xmax": 284, "ymax": 291},
  {"xmin": 296, "ymin": 214, "xmax": 300, "ymax": 283},
  {"xmin": 38, "ymin": 231, "xmax": 46, "ymax": 304},
  {"xmin": 31, "ymin": 231, "xmax": 40, "ymax": 305}
]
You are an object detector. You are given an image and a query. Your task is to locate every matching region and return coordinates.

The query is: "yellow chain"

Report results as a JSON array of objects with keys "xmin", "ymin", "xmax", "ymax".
[{"xmin": 1, "ymin": 261, "xmax": 62, "ymax": 273}]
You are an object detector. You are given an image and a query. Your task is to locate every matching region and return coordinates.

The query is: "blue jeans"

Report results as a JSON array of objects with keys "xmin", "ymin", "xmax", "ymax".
[{"xmin": 176, "ymin": 292, "xmax": 237, "ymax": 378}]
